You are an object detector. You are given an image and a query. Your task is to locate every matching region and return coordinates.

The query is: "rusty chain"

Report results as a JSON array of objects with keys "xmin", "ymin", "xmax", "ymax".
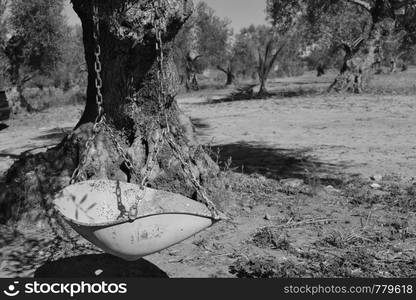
[
  {"xmin": 69, "ymin": 2, "xmax": 104, "ymax": 185},
  {"xmin": 43, "ymin": 1, "xmax": 106, "ymax": 258},
  {"xmin": 152, "ymin": 1, "xmax": 221, "ymax": 219}
]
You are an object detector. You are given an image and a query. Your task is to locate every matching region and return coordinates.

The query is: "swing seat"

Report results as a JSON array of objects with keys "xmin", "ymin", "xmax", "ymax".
[{"xmin": 53, "ymin": 180, "xmax": 224, "ymax": 261}]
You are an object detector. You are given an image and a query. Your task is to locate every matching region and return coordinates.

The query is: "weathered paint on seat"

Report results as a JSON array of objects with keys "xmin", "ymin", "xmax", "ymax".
[{"xmin": 53, "ymin": 180, "xmax": 222, "ymax": 261}]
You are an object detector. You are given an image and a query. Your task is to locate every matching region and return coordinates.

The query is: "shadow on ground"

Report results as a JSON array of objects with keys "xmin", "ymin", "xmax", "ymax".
[
  {"xmin": 191, "ymin": 118, "xmax": 210, "ymax": 130},
  {"xmin": 0, "ymin": 123, "xmax": 8, "ymax": 131},
  {"xmin": 34, "ymin": 254, "xmax": 168, "ymax": 278},
  {"xmin": 210, "ymin": 142, "xmax": 345, "ymax": 186},
  {"xmin": 201, "ymin": 84, "xmax": 323, "ymax": 105}
]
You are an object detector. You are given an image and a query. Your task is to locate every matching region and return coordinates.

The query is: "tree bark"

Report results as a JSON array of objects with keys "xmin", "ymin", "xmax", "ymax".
[
  {"xmin": 0, "ymin": 0, "xmax": 219, "ymax": 224},
  {"xmin": 225, "ymin": 71, "xmax": 235, "ymax": 86},
  {"xmin": 258, "ymin": 77, "xmax": 268, "ymax": 96},
  {"xmin": 217, "ymin": 66, "xmax": 235, "ymax": 86},
  {"xmin": 328, "ymin": 25, "xmax": 382, "ymax": 93}
]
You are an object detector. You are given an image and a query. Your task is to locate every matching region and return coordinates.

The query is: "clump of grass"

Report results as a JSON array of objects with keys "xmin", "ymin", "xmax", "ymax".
[
  {"xmin": 317, "ymin": 229, "xmax": 375, "ymax": 249},
  {"xmin": 342, "ymin": 177, "xmax": 416, "ymax": 212},
  {"xmin": 229, "ymin": 257, "xmax": 306, "ymax": 278},
  {"xmin": 252, "ymin": 227, "xmax": 292, "ymax": 251},
  {"xmin": 319, "ymin": 248, "xmax": 378, "ymax": 277}
]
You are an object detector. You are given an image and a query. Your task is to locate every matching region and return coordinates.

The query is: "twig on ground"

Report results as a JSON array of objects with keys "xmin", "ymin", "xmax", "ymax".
[{"xmin": 261, "ymin": 218, "xmax": 338, "ymax": 230}]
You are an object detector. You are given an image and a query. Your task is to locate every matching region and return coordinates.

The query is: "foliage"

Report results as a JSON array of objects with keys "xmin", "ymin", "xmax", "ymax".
[
  {"xmin": 266, "ymin": 0, "xmax": 303, "ymax": 33},
  {"xmin": 0, "ymin": 0, "xmax": 8, "ymax": 88},
  {"xmin": 51, "ymin": 25, "xmax": 86, "ymax": 91},
  {"xmin": 234, "ymin": 25, "xmax": 287, "ymax": 94},
  {"xmin": 267, "ymin": 0, "xmax": 416, "ymax": 71},
  {"xmin": 173, "ymin": 1, "xmax": 232, "ymax": 88},
  {"xmin": 195, "ymin": 2, "xmax": 232, "ymax": 71},
  {"xmin": 0, "ymin": 0, "xmax": 86, "ymax": 112},
  {"xmin": 4, "ymin": 0, "xmax": 68, "ymax": 86}
]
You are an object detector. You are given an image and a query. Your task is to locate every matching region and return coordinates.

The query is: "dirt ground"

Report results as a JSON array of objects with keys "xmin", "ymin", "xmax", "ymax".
[{"xmin": 0, "ymin": 69, "xmax": 415, "ymax": 278}]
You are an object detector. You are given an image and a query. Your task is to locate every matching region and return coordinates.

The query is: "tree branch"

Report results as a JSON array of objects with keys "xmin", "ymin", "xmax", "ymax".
[
  {"xmin": 391, "ymin": 0, "xmax": 416, "ymax": 10},
  {"xmin": 216, "ymin": 66, "xmax": 227, "ymax": 73},
  {"xmin": 266, "ymin": 42, "xmax": 286, "ymax": 75},
  {"xmin": 21, "ymin": 74, "xmax": 35, "ymax": 84},
  {"xmin": 345, "ymin": 0, "xmax": 372, "ymax": 11}
]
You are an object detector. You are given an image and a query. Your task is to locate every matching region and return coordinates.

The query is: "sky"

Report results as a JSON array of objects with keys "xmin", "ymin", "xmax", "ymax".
[{"xmin": 63, "ymin": 0, "xmax": 268, "ymax": 33}]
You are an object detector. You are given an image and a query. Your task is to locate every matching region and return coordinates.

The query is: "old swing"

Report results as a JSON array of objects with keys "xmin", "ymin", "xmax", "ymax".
[{"xmin": 53, "ymin": 2, "xmax": 225, "ymax": 261}]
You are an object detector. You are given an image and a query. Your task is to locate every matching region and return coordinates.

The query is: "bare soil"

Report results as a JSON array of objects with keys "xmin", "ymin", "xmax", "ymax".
[{"xmin": 0, "ymin": 69, "xmax": 415, "ymax": 278}]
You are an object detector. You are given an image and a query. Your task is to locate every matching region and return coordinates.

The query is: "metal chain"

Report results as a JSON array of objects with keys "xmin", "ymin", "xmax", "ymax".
[
  {"xmin": 165, "ymin": 134, "xmax": 221, "ymax": 218},
  {"xmin": 44, "ymin": 0, "xmax": 106, "ymax": 257},
  {"xmin": 69, "ymin": 1, "xmax": 104, "ymax": 185},
  {"xmin": 102, "ymin": 120, "xmax": 164, "ymax": 220},
  {"xmin": 152, "ymin": 1, "xmax": 221, "ymax": 219}
]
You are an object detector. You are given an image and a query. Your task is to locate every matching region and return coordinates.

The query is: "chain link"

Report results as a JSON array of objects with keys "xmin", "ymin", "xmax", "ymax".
[
  {"xmin": 164, "ymin": 133, "xmax": 221, "ymax": 218},
  {"xmin": 45, "ymin": 0, "xmax": 106, "ymax": 256},
  {"xmin": 152, "ymin": 1, "xmax": 221, "ymax": 219},
  {"xmin": 69, "ymin": 1, "xmax": 104, "ymax": 185}
]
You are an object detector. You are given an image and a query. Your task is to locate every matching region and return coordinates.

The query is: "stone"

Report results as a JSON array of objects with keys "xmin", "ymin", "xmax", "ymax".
[
  {"xmin": 243, "ymin": 207, "xmax": 251, "ymax": 213},
  {"xmin": 370, "ymin": 183, "xmax": 382, "ymax": 190},
  {"xmin": 370, "ymin": 174, "xmax": 383, "ymax": 182},
  {"xmin": 325, "ymin": 185, "xmax": 340, "ymax": 194},
  {"xmin": 280, "ymin": 178, "xmax": 304, "ymax": 189},
  {"xmin": 351, "ymin": 268, "xmax": 362, "ymax": 276}
]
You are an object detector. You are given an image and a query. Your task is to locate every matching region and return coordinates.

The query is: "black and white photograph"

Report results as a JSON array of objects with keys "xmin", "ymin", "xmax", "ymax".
[{"xmin": 0, "ymin": 0, "xmax": 416, "ymax": 292}]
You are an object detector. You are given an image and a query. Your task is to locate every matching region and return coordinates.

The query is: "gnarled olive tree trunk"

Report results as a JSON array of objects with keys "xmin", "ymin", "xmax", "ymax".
[
  {"xmin": 0, "ymin": 0, "xmax": 219, "ymax": 224},
  {"xmin": 328, "ymin": 25, "xmax": 382, "ymax": 93}
]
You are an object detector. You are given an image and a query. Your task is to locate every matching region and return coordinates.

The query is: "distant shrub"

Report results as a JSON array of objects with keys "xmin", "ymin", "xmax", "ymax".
[
  {"xmin": 274, "ymin": 61, "xmax": 306, "ymax": 78},
  {"xmin": 19, "ymin": 86, "xmax": 86, "ymax": 112}
]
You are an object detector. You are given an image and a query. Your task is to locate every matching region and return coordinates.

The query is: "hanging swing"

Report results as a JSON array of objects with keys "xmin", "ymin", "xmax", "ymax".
[{"xmin": 53, "ymin": 1, "xmax": 225, "ymax": 262}]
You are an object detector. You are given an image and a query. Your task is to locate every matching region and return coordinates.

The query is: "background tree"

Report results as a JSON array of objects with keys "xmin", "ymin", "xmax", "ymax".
[
  {"xmin": 267, "ymin": 0, "xmax": 416, "ymax": 93},
  {"xmin": 275, "ymin": 28, "xmax": 305, "ymax": 77},
  {"xmin": 174, "ymin": 2, "xmax": 233, "ymax": 88},
  {"xmin": 236, "ymin": 25, "xmax": 286, "ymax": 96},
  {"xmin": 0, "ymin": 0, "xmax": 8, "ymax": 89},
  {"xmin": 2, "ymin": 0, "xmax": 67, "ymax": 111},
  {"xmin": 231, "ymin": 32, "xmax": 259, "ymax": 80},
  {"xmin": 173, "ymin": 10, "xmax": 202, "ymax": 91},
  {"xmin": 53, "ymin": 24, "xmax": 87, "ymax": 91},
  {"xmin": 299, "ymin": 2, "xmax": 369, "ymax": 76}
]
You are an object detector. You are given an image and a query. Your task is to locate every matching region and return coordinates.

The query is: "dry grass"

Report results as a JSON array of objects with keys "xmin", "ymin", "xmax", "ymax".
[{"xmin": 369, "ymin": 68, "xmax": 416, "ymax": 95}]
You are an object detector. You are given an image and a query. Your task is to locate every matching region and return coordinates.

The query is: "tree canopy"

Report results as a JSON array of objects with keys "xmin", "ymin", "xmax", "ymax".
[
  {"xmin": 266, "ymin": 0, "xmax": 416, "ymax": 91},
  {"xmin": 174, "ymin": 1, "xmax": 232, "ymax": 88},
  {"xmin": 5, "ymin": 0, "xmax": 67, "ymax": 84}
]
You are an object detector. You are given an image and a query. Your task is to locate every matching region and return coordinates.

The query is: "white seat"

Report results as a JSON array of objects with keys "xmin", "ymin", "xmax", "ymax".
[{"xmin": 54, "ymin": 180, "xmax": 222, "ymax": 261}]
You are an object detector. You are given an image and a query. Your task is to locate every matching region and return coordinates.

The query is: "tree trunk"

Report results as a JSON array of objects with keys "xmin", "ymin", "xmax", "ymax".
[
  {"xmin": 258, "ymin": 75, "xmax": 268, "ymax": 96},
  {"xmin": 328, "ymin": 25, "xmax": 382, "ymax": 93},
  {"xmin": 16, "ymin": 80, "xmax": 33, "ymax": 113},
  {"xmin": 218, "ymin": 66, "xmax": 235, "ymax": 86},
  {"xmin": 184, "ymin": 70, "xmax": 199, "ymax": 91},
  {"xmin": 225, "ymin": 70, "xmax": 235, "ymax": 86},
  {"xmin": 389, "ymin": 58, "xmax": 397, "ymax": 73},
  {"xmin": 191, "ymin": 73, "xmax": 199, "ymax": 90},
  {"xmin": 0, "ymin": 0, "xmax": 219, "ymax": 224},
  {"xmin": 316, "ymin": 64, "xmax": 325, "ymax": 77}
]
